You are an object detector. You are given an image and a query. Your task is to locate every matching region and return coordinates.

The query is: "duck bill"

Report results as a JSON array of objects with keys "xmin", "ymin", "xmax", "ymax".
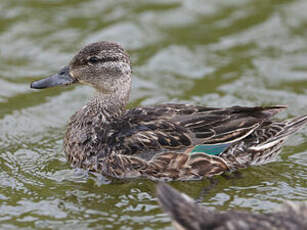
[{"xmin": 30, "ymin": 66, "xmax": 77, "ymax": 89}]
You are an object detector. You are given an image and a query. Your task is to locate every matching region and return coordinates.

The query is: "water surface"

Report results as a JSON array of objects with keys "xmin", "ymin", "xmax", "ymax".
[{"xmin": 1, "ymin": 0, "xmax": 307, "ymax": 229}]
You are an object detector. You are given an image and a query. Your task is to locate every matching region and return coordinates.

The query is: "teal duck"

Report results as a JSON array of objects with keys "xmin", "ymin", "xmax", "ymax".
[
  {"xmin": 31, "ymin": 41, "xmax": 307, "ymax": 181},
  {"xmin": 157, "ymin": 183, "xmax": 307, "ymax": 230}
]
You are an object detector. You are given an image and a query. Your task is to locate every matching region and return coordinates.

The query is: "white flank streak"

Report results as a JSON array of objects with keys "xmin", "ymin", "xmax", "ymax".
[{"xmin": 249, "ymin": 139, "xmax": 281, "ymax": 151}]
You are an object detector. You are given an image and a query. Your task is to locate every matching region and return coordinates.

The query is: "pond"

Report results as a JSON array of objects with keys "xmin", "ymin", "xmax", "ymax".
[{"xmin": 0, "ymin": 0, "xmax": 307, "ymax": 229}]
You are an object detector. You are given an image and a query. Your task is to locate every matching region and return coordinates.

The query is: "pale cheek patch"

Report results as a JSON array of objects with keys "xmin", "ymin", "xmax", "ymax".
[
  {"xmin": 69, "ymin": 71, "xmax": 81, "ymax": 83},
  {"xmin": 69, "ymin": 71, "xmax": 76, "ymax": 78}
]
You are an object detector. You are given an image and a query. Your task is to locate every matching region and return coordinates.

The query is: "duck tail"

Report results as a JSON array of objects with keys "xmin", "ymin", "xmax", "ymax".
[
  {"xmin": 267, "ymin": 114, "xmax": 307, "ymax": 143},
  {"xmin": 282, "ymin": 114, "xmax": 307, "ymax": 137},
  {"xmin": 157, "ymin": 183, "xmax": 216, "ymax": 230},
  {"xmin": 221, "ymin": 114, "xmax": 307, "ymax": 170}
]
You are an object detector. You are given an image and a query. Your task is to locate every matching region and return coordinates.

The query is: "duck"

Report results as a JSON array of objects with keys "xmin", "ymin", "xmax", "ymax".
[
  {"xmin": 157, "ymin": 183, "xmax": 307, "ymax": 230},
  {"xmin": 30, "ymin": 41, "xmax": 307, "ymax": 181}
]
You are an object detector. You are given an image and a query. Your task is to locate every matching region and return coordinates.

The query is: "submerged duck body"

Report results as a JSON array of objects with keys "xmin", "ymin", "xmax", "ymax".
[
  {"xmin": 157, "ymin": 183, "xmax": 307, "ymax": 230},
  {"xmin": 31, "ymin": 41, "xmax": 307, "ymax": 181}
]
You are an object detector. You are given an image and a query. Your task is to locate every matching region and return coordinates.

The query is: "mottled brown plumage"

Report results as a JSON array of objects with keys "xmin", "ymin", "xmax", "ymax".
[
  {"xmin": 30, "ymin": 41, "xmax": 307, "ymax": 181},
  {"xmin": 157, "ymin": 183, "xmax": 307, "ymax": 230}
]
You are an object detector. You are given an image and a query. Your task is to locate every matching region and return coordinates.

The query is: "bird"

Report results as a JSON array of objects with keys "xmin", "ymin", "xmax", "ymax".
[
  {"xmin": 30, "ymin": 41, "xmax": 307, "ymax": 181},
  {"xmin": 157, "ymin": 183, "xmax": 307, "ymax": 230}
]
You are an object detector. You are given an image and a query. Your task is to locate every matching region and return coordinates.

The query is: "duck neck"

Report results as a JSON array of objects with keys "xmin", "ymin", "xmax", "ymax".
[{"xmin": 85, "ymin": 83, "xmax": 131, "ymax": 123}]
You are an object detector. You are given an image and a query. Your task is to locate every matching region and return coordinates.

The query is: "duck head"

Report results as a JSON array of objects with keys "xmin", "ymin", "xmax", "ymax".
[{"xmin": 31, "ymin": 41, "xmax": 132, "ymax": 94}]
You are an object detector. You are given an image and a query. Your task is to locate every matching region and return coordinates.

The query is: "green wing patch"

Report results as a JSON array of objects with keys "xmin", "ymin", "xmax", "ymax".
[{"xmin": 191, "ymin": 143, "xmax": 230, "ymax": 156}]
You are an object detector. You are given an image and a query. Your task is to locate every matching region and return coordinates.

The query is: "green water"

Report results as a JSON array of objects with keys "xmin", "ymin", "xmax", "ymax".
[{"xmin": 1, "ymin": 0, "xmax": 307, "ymax": 229}]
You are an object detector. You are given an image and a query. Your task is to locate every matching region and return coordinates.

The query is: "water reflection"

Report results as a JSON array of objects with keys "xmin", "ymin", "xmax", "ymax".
[{"xmin": 0, "ymin": 0, "xmax": 307, "ymax": 229}]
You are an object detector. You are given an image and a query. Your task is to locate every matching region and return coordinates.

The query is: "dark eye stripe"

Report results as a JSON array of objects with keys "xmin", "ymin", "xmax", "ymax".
[{"xmin": 88, "ymin": 56, "xmax": 119, "ymax": 64}]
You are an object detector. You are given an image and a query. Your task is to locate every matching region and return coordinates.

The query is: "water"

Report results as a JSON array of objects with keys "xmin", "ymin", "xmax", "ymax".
[{"xmin": 1, "ymin": 0, "xmax": 307, "ymax": 229}]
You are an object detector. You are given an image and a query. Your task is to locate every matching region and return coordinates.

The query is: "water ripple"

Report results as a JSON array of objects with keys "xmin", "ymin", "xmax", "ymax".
[{"xmin": 0, "ymin": 0, "xmax": 307, "ymax": 229}]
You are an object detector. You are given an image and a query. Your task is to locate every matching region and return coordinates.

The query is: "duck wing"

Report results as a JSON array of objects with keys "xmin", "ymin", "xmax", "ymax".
[
  {"xmin": 220, "ymin": 114, "xmax": 307, "ymax": 170},
  {"xmin": 113, "ymin": 104, "xmax": 286, "ymax": 156}
]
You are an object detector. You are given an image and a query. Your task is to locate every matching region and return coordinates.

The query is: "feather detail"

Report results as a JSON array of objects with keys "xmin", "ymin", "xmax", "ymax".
[
  {"xmin": 95, "ymin": 151, "xmax": 229, "ymax": 181},
  {"xmin": 221, "ymin": 114, "xmax": 307, "ymax": 171}
]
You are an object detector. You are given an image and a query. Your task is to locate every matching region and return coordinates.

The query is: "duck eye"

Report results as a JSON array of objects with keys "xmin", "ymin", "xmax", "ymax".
[{"xmin": 88, "ymin": 56, "xmax": 100, "ymax": 64}]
